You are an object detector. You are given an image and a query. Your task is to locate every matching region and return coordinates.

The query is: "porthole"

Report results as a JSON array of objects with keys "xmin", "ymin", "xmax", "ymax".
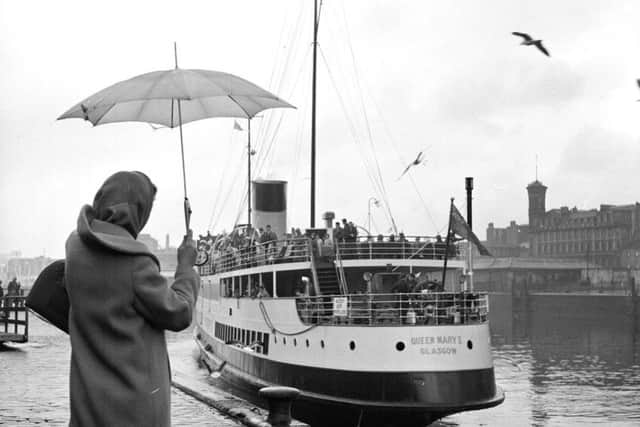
[
  {"xmin": 349, "ymin": 341, "xmax": 356, "ymax": 351},
  {"xmin": 467, "ymin": 340, "xmax": 473, "ymax": 350},
  {"xmin": 396, "ymin": 341, "xmax": 406, "ymax": 351},
  {"xmin": 283, "ymin": 337, "xmax": 287, "ymax": 345},
  {"xmin": 294, "ymin": 338, "xmax": 297, "ymax": 346},
  {"xmin": 321, "ymin": 340, "xmax": 325, "ymax": 348},
  {"xmin": 305, "ymin": 339, "xmax": 310, "ymax": 347}
]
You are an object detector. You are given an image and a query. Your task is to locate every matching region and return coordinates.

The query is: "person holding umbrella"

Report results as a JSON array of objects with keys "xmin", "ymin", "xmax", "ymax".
[{"xmin": 65, "ymin": 170, "xmax": 199, "ymax": 427}]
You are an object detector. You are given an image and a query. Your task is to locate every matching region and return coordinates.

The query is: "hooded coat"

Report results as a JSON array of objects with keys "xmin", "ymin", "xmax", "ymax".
[{"xmin": 65, "ymin": 171, "xmax": 199, "ymax": 427}]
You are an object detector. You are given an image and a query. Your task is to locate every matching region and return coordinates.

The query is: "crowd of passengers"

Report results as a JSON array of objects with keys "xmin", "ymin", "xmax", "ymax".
[{"xmin": 197, "ymin": 218, "xmax": 460, "ymax": 270}]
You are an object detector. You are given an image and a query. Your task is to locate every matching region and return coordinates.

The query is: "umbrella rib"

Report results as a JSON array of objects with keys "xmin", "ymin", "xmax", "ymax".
[
  {"xmin": 92, "ymin": 103, "xmax": 119, "ymax": 126},
  {"xmin": 228, "ymin": 95, "xmax": 251, "ymax": 118},
  {"xmin": 135, "ymin": 73, "xmax": 172, "ymax": 126}
]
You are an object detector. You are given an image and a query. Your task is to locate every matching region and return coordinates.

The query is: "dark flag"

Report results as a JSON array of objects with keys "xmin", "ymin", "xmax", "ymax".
[{"xmin": 449, "ymin": 203, "xmax": 492, "ymax": 256}]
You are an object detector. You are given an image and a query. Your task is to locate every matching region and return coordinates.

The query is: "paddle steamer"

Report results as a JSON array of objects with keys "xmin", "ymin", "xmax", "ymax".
[{"xmin": 194, "ymin": 185, "xmax": 504, "ymax": 426}]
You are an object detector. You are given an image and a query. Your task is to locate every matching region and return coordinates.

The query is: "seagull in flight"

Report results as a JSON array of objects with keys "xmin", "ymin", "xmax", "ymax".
[
  {"xmin": 512, "ymin": 32, "xmax": 550, "ymax": 57},
  {"xmin": 398, "ymin": 151, "xmax": 426, "ymax": 180}
]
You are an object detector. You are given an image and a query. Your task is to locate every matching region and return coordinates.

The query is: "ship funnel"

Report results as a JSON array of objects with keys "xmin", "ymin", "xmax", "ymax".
[
  {"xmin": 322, "ymin": 211, "xmax": 335, "ymax": 229},
  {"xmin": 252, "ymin": 180, "xmax": 287, "ymax": 239}
]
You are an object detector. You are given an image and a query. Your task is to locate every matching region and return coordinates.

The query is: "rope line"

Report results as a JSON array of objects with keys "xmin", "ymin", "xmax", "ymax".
[{"xmin": 259, "ymin": 301, "xmax": 318, "ymax": 336}]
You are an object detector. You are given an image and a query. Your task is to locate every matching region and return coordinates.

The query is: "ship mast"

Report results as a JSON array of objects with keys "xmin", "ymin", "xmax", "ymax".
[{"xmin": 310, "ymin": 0, "xmax": 320, "ymax": 227}]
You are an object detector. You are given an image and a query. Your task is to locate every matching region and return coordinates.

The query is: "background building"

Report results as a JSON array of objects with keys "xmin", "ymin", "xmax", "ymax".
[
  {"xmin": 485, "ymin": 221, "xmax": 529, "ymax": 257},
  {"xmin": 139, "ymin": 233, "xmax": 177, "ymax": 272},
  {"xmin": 527, "ymin": 180, "xmax": 640, "ymax": 268},
  {"xmin": 486, "ymin": 179, "xmax": 640, "ymax": 269}
]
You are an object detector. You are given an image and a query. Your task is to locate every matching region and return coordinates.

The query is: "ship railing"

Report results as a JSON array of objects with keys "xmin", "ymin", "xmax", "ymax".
[
  {"xmin": 295, "ymin": 291, "xmax": 488, "ymax": 326},
  {"xmin": 337, "ymin": 235, "xmax": 462, "ymax": 261},
  {"xmin": 0, "ymin": 296, "xmax": 29, "ymax": 343},
  {"xmin": 201, "ymin": 237, "xmax": 312, "ymax": 275}
]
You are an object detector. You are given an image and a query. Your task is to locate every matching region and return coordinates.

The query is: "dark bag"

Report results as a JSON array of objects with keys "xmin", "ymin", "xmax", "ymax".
[{"xmin": 25, "ymin": 259, "xmax": 69, "ymax": 334}]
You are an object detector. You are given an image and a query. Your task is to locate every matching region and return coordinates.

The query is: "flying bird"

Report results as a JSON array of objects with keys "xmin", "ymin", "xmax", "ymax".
[
  {"xmin": 512, "ymin": 32, "xmax": 550, "ymax": 57},
  {"xmin": 398, "ymin": 151, "xmax": 426, "ymax": 180}
]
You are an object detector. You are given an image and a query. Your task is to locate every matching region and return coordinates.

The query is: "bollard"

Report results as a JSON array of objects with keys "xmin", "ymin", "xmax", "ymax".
[{"xmin": 259, "ymin": 386, "xmax": 300, "ymax": 427}]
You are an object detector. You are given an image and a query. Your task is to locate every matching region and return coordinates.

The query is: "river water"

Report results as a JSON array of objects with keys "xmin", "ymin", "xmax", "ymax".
[{"xmin": 2, "ymin": 294, "xmax": 639, "ymax": 426}]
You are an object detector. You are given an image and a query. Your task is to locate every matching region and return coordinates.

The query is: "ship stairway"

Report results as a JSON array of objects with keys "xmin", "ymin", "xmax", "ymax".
[{"xmin": 315, "ymin": 265, "xmax": 341, "ymax": 295}]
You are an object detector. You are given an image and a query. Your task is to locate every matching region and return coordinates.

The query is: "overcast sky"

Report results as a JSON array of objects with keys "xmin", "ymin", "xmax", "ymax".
[{"xmin": 2, "ymin": 0, "xmax": 640, "ymax": 259}]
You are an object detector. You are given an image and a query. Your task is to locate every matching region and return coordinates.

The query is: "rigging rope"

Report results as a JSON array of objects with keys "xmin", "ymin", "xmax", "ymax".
[
  {"xmin": 338, "ymin": 2, "xmax": 398, "ymax": 234},
  {"xmin": 317, "ymin": 46, "xmax": 395, "ymax": 232},
  {"xmin": 259, "ymin": 301, "xmax": 318, "ymax": 336},
  {"xmin": 207, "ymin": 127, "xmax": 243, "ymax": 231}
]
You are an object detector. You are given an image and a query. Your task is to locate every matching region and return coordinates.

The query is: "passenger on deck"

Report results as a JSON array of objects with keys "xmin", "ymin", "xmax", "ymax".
[
  {"xmin": 392, "ymin": 274, "xmax": 413, "ymax": 293},
  {"xmin": 259, "ymin": 225, "xmax": 275, "ymax": 243},
  {"xmin": 295, "ymin": 277, "xmax": 310, "ymax": 297},
  {"xmin": 347, "ymin": 221, "xmax": 358, "ymax": 242},
  {"xmin": 434, "ymin": 235, "xmax": 446, "ymax": 259},
  {"xmin": 257, "ymin": 284, "xmax": 270, "ymax": 298},
  {"xmin": 260, "ymin": 225, "xmax": 278, "ymax": 259},
  {"xmin": 398, "ymin": 232, "xmax": 408, "ymax": 258},
  {"xmin": 333, "ymin": 222, "xmax": 343, "ymax": 243},
  {"xmin": 341, "ymin": 218, "xmax": 349, "ymax": 241}
]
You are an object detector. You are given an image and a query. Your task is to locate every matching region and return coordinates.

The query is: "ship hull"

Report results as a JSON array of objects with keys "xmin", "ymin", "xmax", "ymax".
[{"xmin": 196, "ymin": 325, "xmax": 504, "ymax": 426}]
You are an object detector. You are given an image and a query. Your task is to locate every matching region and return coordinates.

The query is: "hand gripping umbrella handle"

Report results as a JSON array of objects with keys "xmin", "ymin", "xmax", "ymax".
[{"xmin": 183, "ymin": 197, "xmax": 192, "ymax": 232}]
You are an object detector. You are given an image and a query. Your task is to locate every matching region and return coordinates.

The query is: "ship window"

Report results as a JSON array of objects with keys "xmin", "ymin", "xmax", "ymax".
[
  {"xmin": 306, "ymin": 339, "xmax": 310, "ymax": 347},
  {"xmin": 283, "ymin": 337, "xmax": 287, "ymax": 345},
  {"xmin": 320, "ymin": 340, "xmax": 325, "ymax": 348},
  {"xmin": 467, "ymin": 340, "xmax": 473, "ymax": 350},
  {"xmin": 275, "ymin": 271, "xmax": 302, "ymax": 297},
  {"xmin": 229, "ymin": 308, "xmax": 232, "ymax": 316},
  {"xmin": 349, "ymin": 341, "xmax": 356, "ymax": 351},
  {"xmin": 274, "ymin": 336, "xmax": 277, "ymax": 343},
  {"xmin": 396, "ymin": 341, "xmax": 405, "ymax": 351},
  {"xmin": 293, "ymin": 338, "xmax": 297, "ymax": 346}
]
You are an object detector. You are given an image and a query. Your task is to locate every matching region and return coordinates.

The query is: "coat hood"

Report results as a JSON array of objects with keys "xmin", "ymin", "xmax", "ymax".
[
  {"xmin": 74, "ymin": 171, "xmax": 159, "ymax": 266},
  {"xmin": 92, "ymin": 171, "xmax": 157, "ymax": 238}
]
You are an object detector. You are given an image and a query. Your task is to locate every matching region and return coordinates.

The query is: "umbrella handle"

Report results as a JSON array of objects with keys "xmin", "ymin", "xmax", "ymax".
[{"xmin": 183, "ymin": 197, "xmax": 192, "ymax": 232}]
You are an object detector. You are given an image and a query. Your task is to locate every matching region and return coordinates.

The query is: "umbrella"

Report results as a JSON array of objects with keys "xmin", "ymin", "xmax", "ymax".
[{"xmin": 58, "ymin": 44, "xmax": 294, "ymax": 233}]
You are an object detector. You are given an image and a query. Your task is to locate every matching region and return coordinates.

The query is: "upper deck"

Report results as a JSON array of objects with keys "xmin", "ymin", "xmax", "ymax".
[{"xmin": 198, "ymin": 234, "xmax": 464, "ymax": 276}]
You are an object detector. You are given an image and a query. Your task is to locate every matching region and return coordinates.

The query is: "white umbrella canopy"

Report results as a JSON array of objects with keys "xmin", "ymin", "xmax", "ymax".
[
  {"xmin": 58, "ymin": 68, "xmax": 294, "ymax": 126},
  {"xmin": 57, "ymin": 59, "xmax": 294, "ymax": 245}
]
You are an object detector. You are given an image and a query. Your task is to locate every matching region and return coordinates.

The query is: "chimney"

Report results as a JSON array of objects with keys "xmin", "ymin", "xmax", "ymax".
[{"xmin": 252, "ymin": 180, "xmax": 288, "ymax": 239}]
